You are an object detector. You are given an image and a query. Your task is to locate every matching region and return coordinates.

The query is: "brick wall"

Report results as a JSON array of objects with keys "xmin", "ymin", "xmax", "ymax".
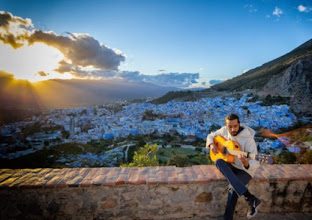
[{"xmin": 0, "ymin": 165, "xmax": 311, "ymax": 219}]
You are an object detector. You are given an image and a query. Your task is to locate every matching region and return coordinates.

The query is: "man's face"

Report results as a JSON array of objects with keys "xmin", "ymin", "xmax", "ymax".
[{"xmin": 226, "ymin": 119, "xmax": 240, "ymax": 136}]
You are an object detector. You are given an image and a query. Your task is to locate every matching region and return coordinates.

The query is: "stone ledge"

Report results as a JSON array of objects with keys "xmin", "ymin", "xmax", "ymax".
[
  {"xmin": 0, "ymin": 164, "xmax": 311, "ymax": 189},
  {"xmin": 0, "ymin": 165, "xmax": 311, "ymax": 219}
]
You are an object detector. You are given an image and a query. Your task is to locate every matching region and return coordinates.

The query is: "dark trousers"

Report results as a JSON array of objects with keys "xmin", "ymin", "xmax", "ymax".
[{"xmin": 215, "ymin": 159, "xmax": 252, "ymax": 220}]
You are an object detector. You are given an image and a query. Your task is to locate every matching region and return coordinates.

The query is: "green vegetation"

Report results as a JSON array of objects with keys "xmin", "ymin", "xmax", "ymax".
[
  {"xmin": 0, "ymin": 142, "xmax": 102, "ymax": 169},
  {"xmin": 151, "ymin": 90, "xmax": 193, "ymax": 104},
  {"xmin": 0, "ymin": 108, "xmax": 40, "ymax": 125},
  {"xmin": 302, "ymin": 150, "xmax": 312, "ymax": 164},
  {"xmin": 62, "ymin": 130, "xmax": 70, "ymax": 139},
  {"xmin": 21, "ymin": 122, "xmax": 42, "ymax": 138},
  {"xmin": 121, "ymin": 144, "xmax": 159, "ymax": 167},
  {"xmin": 157, "ymin": 147, "xmax": 201, "ymax": 166},
  {"xmin": 21, "ymin": 122, "xmax": 63, "ymax": 139},
  {"xmin": 248, "ymin": 94, "xmax": 290, "ymax": 106},
  {"xmin": 274, "ymin": 151, "xmax": 297, "ymax": 164},
  {"xmin": 167, "ymin": 155, "xmax": 190, "ymax": 167},
  {"xmin": 80, "ymin": 109, "xmax": 87, "ymax": 115},
  {"xmin": 209, "ymin": 124, "xmax": 221, "ymax": 132},
  {"xmin": 190, "ymin": 154, "xmax": 214, "ymax": 165},
  {"xmin": 274, "ymin": 149, "xmax": 312, "ymax": 165},
  {"xmin": 141, "ymin": 109, "xmax": 182, "ymax": 121},
  {"xmin": 67, "ymin": 113, "xmax": 77, "ymax": 117},
  {"xmin": 142, "ymin": 110, "xmax": 160, "ymax": 120}
]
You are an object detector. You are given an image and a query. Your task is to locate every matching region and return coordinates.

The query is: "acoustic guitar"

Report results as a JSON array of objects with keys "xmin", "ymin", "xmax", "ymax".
[{"xmin": 210, "ymin": 136, "xmax": 274, "ymax": 164}]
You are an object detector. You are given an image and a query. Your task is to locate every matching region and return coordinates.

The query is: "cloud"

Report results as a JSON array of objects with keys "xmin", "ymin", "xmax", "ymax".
[
  {"xmin": 298, "ymin": 5, "xmax": 307, "ymax": 12},
  {"xmin": 0, "ymin": 11, "xmax": 200, "ymax": 88},
  {"xmin": 273, "ymin": 7, "xmax": 283, "ymax": 17},
  {"xmin": 28, "ymin": 31, "xmax": 125, "ymax": 71},
  {"xmin": 0, "ymin": 11, "xmax": 125, "ymax": 77},
  {"xmin": 37, "ymin": 71, "xmax": 49, "ymax": 77},
  {"xmin": 0, "ymin": 11, "xmax": 33, "ymax": 49},
  {"xmin": 244, "ymin": 4, "xmax": 258, "ymax": 13},
  {"xmin": 116, "ymin": 71, "xmax": 199, "ymax": 88},
  {"xmin": 209, "ymin": 79, "xmax": 225, "ymax": 86},
  {"xmin": 242, "ymin": 69, "xmax": 250, "ymax": 74},
  {"xmin": 0, "ymin": 70, "xmax": 14, "ymax": 78},
  {"xmin": 298, "ymin": 4, "xmax": 312, "ymax": 12}
]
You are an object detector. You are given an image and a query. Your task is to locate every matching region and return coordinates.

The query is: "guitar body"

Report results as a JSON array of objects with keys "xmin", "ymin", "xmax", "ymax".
[
  {"xmin": 210, "ymin": 136, "xmax": 241, "ymax": 163},
  {"xmin": 209, "ymin": 136, "xmax": 274, "ymax": 164}
]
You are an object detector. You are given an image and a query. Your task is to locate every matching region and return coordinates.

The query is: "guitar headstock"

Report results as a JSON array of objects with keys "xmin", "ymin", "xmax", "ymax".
[{"xmin": 255, "ymin": 154, "xmax": 274, "ymax": 164}]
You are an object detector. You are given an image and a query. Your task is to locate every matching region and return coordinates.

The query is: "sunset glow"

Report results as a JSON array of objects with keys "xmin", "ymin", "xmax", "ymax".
[{"xmin": 0, "ymin": 42, "xmax": 72, "ymax": 82}]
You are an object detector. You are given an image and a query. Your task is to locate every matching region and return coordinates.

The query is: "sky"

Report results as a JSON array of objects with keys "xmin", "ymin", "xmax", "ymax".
[{"xmin": 0, "ymin": 0, "xmax": 312, "ymax": 88}]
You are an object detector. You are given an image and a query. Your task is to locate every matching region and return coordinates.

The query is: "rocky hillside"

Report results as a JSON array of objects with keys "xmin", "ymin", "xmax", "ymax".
[{"xmin": 260, "ymin": 54, "xmax": 312, "ymax": 114}]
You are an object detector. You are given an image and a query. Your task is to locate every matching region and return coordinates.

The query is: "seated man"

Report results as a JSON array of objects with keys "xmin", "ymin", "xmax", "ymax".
[{"xmin": 206, "ymin": 113, "xmax": 261, "ymax": 220}]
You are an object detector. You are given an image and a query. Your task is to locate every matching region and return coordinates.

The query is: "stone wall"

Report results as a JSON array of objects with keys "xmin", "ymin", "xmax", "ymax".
[{"xmin": 0, "ymin": 165, "xmax": 311, "ymax": 219}]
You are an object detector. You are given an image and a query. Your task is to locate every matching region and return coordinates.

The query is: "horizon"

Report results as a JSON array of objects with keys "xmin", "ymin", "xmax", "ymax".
[{"xmin": 1, "ymin": 0, "xmax": 312, "ymax": 88}]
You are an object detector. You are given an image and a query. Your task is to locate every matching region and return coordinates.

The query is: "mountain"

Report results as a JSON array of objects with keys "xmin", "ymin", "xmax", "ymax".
[
  {"xmin": 0, "ymin": 71, "xmax": 42, "ymax": 124},
  {"xmin": 0, "ymin": 74, "xmax": 178, "ymax": 124},
  {"xmin": 32, "ymin": 79, "xmax": 178, "ymax": 109},
  {"xmin": 211, "ymin": 39, "xmax": 312, "ymax": 93},
  {"xmin": 210, "ymin": 38, "xmax": 312, "ymax": 114},
  {"xmin": 155, "ymin": 39, "xmax": 312, "ymax": 115}
]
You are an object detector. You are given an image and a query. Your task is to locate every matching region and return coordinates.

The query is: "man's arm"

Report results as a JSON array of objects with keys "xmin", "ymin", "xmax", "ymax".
[
  {"xmin": 238, "ymin": 154, "xmax": 250, "ymax": 169},
  {"xmin": 206, "ymin": 126, "xmax": 226, "ymax": 154},
  {"xmin": 242, "ymin": 138, "xmax": 259, "ymax": 171}
]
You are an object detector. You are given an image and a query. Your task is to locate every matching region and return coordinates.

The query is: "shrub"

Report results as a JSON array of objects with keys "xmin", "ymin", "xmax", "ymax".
[
  {"xmin": 302, "ymin": 149, "xmax": 312, "ymax": 164},
  {"xmin": 167, "ymin": 155, "xmax": 190, "ymax": 167},
  {"xmin": 274, "ymin": 151, "xmax": 297, "ymax": 164},
  {"xmin": 121, "ymin": 144, "xmax": 159, "ymax": 167}
]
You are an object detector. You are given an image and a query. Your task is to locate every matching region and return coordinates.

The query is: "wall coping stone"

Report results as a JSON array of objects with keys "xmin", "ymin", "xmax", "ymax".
[{"xmin": 1, "ymin": 164, "xmax": 312, "ymax": 189}]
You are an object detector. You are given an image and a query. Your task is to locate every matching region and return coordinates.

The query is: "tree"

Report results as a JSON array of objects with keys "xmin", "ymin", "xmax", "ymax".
[
  {"xmin": 274, "ymin": 151, "xmax": 297, "ymax": 164},
  {"xmin": 62, "ymin": 130, "xmax": 70, "ymax": 139},
  {"xmin": 44, "ymin": 140, "xmax": 49, "ymax": 146},
  {"xmin": 302, "ymin": 150, "xmax": 312, "ymax": 164},
  {"xmin": 121, "ymin": 144, "xmax": 159, "ymax": 167},
  {"xmin": 138, "ymin": 139, "xmax": 146, "ymax": 147},
  {"xmin": 167, "ymin": 155, "xmax": 190, "ymax": 167},
  {"xmin": 197, "ymin": 154, "xmax": 214, "ymax": 165},
  {"xmin": 80, "ymin": 110, "xmax": 87, "ymax": 115}
]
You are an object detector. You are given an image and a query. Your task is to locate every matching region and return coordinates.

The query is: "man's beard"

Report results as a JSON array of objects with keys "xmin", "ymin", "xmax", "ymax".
[{"xmin": 230, "ymin": 131, "xmax": 238, "ymax": 136}]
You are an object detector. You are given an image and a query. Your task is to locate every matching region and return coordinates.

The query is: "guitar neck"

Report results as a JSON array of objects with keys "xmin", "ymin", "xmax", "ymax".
[{"xmin": 226, "ymin": 148, "xmax": 256, "ymax": 160}]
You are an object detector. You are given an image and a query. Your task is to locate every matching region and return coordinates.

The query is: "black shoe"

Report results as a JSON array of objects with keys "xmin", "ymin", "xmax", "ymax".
[{"xmin": 247, "ymin": 196, "xmax": 261, "ymax": 219}]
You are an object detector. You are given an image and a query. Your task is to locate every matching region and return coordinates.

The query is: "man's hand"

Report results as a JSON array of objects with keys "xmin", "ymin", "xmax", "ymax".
[
  {"xmin": 209, "ymin": 143, "xmax": 218, "ymax": 155},
  {"xmin": 238, "ymin": 154, "xmax": 249, "ymax": 168}
]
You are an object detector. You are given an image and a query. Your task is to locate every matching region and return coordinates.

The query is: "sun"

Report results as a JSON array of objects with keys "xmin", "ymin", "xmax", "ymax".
[{"xmin": 0, "ymin": 42, "xmax": 71, "ymax": 82}]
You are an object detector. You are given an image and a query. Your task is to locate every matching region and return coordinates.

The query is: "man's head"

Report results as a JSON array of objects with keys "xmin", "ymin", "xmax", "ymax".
[{"xmin": 225, "ymin": 114, "xmax": 240, "ymax": 136}]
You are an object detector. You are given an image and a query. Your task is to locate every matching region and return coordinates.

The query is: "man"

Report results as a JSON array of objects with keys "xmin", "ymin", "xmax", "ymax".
[{"xmin": 206, "ymin": 114, "xmax": 260, "ymax": 220}]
